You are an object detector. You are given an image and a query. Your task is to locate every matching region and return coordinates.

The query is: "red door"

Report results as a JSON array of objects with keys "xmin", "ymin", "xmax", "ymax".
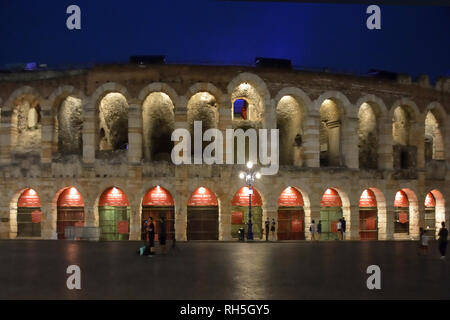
[
  {"xmin": 277, "ymin": 208, "xmax": 305, "ymax": 240},
  {"xmin": 141, "ymin": 207, "xmax": 175, "ymax": 240}
]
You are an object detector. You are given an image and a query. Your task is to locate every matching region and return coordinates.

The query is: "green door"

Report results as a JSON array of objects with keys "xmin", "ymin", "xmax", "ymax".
[
  {"xmin": 99, "ymin": 206, "xmax": 130, "ymax": 241},
  {"xmin": 320, "ymin": 207, "xmax": 342, "ymax": 240},
  {"xmin": 231, "ymin": 206, "xmax": 263, "ymax": 239},
  {"xmin": 17, "ymin": 207, "xmax": 41, "ymax": 237}
]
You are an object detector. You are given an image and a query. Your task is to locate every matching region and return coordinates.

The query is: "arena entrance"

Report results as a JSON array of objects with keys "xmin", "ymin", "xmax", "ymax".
[
  {"xmin": 56, "ymin": 187, "xmax": 85, "ymax": 240},
  {"xmin": 231, "ymin": 187, "xmax": 263, "ymax": 240},
  {"xmin": 141, "ymin": 186, "xmax": 175, "ymax": 241},
  {"xmin": 98, "ymin": 187, "xmax": 130, "ymax": 241},
  {"xmin": 359, "ymin": 189, "xmax": 378, "ymax": 240},
  {"xmin": 187, "ymin": 187, "xmax": 218, "ymax": 240},
  {"xmin": 394, "ymin": 190, "xmax": 409, "ymax": 235},
  {"xmin": 424, "ymin": 192, "xmax": 436, "ymax": 239},
  {"xmin": 17, "ymin": 189, "xmax": 42, "ymax": 237},
  {"xmin": 277, "ymin": 187, "xmax": 305, "ymax": 240},
  {"xmin": 320, "ymin": 188, "xmax": 343, "ymax": 240}
]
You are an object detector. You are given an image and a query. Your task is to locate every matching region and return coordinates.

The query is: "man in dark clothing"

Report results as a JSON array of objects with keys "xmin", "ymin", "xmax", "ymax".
[
  {"xmin": 438, "ymin": 222, "xmax": 448, "ymax": 260},
  {"xmin": 159, "ymin": 217, "xmax": 167, "ymax": 255},
  {"xmin": 147, "ymin": 217, "xmax": 155, "ymax": 255},
  {"xmin": 341, "ymin": 217, "xmax": 346, "ymax": 240},
  {"xmin": 265, "ymin": 218, "xmax": 270, "ymax": 241}
]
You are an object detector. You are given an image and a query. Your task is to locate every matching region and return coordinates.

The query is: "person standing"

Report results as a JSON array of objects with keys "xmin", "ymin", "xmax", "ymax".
[
  {"xmin": 341, "ymin": 217, "xmax": 346, "ymax": 240},
  {"xmin": 147, "ymin": 217, "xmax": 155, "ymax": 255},
  {"xmin": 438, "ymin": 222, "xmax": 448, "ymax": 260},
  {"xmin": 317, "ymin": 220, "xmax": 322, "ymax": 241},
  {"xmin": 336, "ymin": 219, "xmax": 342, "ymax": 240},
  {"xmin": 310, "ymin": 219, "xmax": 316, "ymax": 241},
  {"xmin": 265, "ymin": 218, "xmax": 270, "ymax": 241},
  {"xmin": 159, "ymin": 217, "xmax": 167, "ymax": 255},
  {"xmin": 270, "ymin": 218, "xmax": 276, "ymax": 241},
  {"xmin": 419, "ymin": 227, "xmax": 429, "ymax": 256}
]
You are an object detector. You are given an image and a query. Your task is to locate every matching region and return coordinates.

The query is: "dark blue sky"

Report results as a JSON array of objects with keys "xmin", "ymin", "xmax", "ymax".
[{"xmin": 0, "ymin": 1, "xmax": 449, "ymax": 80}]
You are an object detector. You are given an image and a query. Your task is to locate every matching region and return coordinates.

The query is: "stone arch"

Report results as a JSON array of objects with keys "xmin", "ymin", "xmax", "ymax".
[
  {"xmin": 424, "ymin": 102, "xmax": 446, "ymax": 161},
  {"xmin": 320, "ymin": 186, "xmax": 352, "ymax": 240},
  {"xmin": 227, "ymin": 72, "xmax": 271, "ymax": 125},
  {"xmin": 138, "ymin": 83, "xmax": 180, "ymax": 108},
  {"xmin": 49, "ymin": 86, "xmax": 85, "ymax": 155},
  {"xmin": 141, "ymin": 91, "xmax": 175, "ymax": 161},
  {"xmin": 358, "ymin": 187, "xmax": 387, "ymax": 240},
  {"xmin": 9, "ymin": 187, "xmax": 42, "ymax": 239},
  {"xmin": 185, "ymin": 83, "xmax": 224, "ymax": 106},
  {"xmin": 391, "ymin": 99, "xmax": 420, "ymax": 170},
  {"xmin": 393, "ymin": 188, "xmax": 419, "ymax": 238},
  {"xmin": 5, "ymin": 86, "xmax": 42, "ymax": 153},
  {"xmin": 356, "ymin": 96, "xmax": 387, "ymax": 170},
  {"xmin": 426, "ymin": 189, "xmax": 445, "ymax": 238},
  {"xmin": 316, "ymin": 91, "xmax": 353, "ymax": 167}
]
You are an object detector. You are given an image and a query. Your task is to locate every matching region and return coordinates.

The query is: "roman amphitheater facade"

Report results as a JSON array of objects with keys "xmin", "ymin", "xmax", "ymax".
[{"xmin": 0, "ymin": 64, "xmax": 449, "ymax": 241}]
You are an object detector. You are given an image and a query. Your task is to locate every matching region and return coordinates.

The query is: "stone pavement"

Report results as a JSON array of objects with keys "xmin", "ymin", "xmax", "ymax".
[{"xmin": 0, "ymin": 240, "xmax": 448, "ymax": 299}]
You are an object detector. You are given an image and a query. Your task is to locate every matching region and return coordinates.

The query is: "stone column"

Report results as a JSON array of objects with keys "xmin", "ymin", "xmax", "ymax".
[
  {"xmin": 41, "ymin": 202, "xmax": 54, "ymax": 239},
  {"xmin": 0, "ymin": 108, "xmax": 12, "ymax": 164},
  {"xmin": 348, "ymin": 204, "xmax": 359, "ymax": 240},
  {"xmin": 385, "ymin": 205, "xmax": 395, "ymax": 240},
  {"xmin": 303, "ymin": 113, "xmax": 320, "ymax": 168},
  {"xmin": 342, "ymin": 115, "xmax": 359, "ymax": 169},
  {"xmin": 409, "ymin": 199, "xmax": 420, "ymax": 239},
  {"xmin": 378, "ymin": 115, "xmax": 393, "ymax": 170},
  {"xmin": 82, "ymin": 99, "xmax": 96, "ymax": 165},
  {"xmin": 377, "ymin": 202, "xmax": 388, "ymax": 240},
  {"xmin": 219, "ymin": 195, "xmax": 232, "ymax": 241},
  {"xmin": 127, "ymin": 103, "xmax": 143, "ymax": 165},
  {"xmin": 129, "ymin": 203, "xmax": 141, "ymax": 240},
  {"xmin": 40, "ymin": 101, "xmax": 53, "ymax": 164}
]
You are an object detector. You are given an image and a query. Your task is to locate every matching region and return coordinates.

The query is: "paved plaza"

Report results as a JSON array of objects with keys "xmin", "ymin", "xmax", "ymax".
[{"xmin": 0, "ymin": 240, "xmax": 448, "ymax": 300}]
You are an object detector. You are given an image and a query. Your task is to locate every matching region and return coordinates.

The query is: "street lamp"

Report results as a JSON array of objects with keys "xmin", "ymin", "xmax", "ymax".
[{"xmin": 239, "ymin": 161, "xmax": 261, "ymax": 240}]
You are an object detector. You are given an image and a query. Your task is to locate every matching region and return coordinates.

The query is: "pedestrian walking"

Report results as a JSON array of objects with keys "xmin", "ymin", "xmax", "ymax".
[
  {"xmin": 341, "ymin": 217, "xmax": 346, "ymax": 240},
  {"xmin": 336, "ymin": 219, "xmax": 342, "ymax": 240},
  {"xmin": 310, "ymin": 219, "xmax": 316, "ymax": 241},
  {"xmin": 438, "ymin": 222, "xmax": 448, "ymax": 260},
  {"xmin": 270, "ymin": 218, "xmax": 276, "ymax": 240},
  {"xmin": 317, "ymin": 220, "xmax": 322, "ymax": 241},
  {"xmin": 265, "ymin": 218, "xmax": 270, "ymax": 241},
  {"xmin": 419, "ymin": 227, "xmax": 429, "ymax": 256},
  {"xmin": 147, "ymin": 217, "xmax": 155, "ymax": 255},
  {"xmin": 159, "ymin": 217, "xmax": 167, "ymax": 255}
]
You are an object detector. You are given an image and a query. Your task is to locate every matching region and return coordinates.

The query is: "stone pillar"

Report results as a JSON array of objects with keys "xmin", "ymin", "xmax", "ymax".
[
  {"xmin": 342, "ymin": 116, "xmax": 359, "ymax": 169},
  {"xmin": 377, "ymin": 202, "xmax": 388, "ymax": 240},
  {"xmin": 378, "ymin": 115, "xmax": 393, "ymax": 170},
  {"xmin": 82, "ymin": 99, "xmax": 96, "ymax": 165},
  {"xmin": 41, "ymin": 202, "xmax": 54, "ymax": 239},
  {"xmin": 409, "ymin": 199, "xmax": 420, "ymax": 239},
  {"xmin": 345, "ymin": 204, "xmax": 358, "ymax": 240},
  {"xmin": 129, "ymin": 203, "xmax": 141, "ymax": 240},
  {"xmin": 218, "ymin": 102, "xmax": 233, "ymax": 164},
  {"xmin": 40, "ymin": 101, "xmax": 53, "ymax": 164},
  {"xmin": 0, "ymin": 108, "xmax": 12, "ymax": 164},
  {"xmin": 385, "ymin": 206, "xmax": 395, "ymax": 240},
  {"xmin": 303, "ymin": 113, "xmax": 320, "ymax": 168},
  {"xmin": 219, "ymin": 195, "xmax": 232, "ymax": 241},
  {"xmin": 127, "ymin": 103, "xmax": 143, "ymax": 165}
]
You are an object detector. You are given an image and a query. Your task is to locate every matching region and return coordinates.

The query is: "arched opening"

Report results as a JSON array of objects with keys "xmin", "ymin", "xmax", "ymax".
[
  {"xmin": 277, "ymin": 187, "xmax": 305, "ymax": 240},
  {"xmin": 187, "ymin": 92, "xmax": 219, "ymax": 159},
  {"xmin": 424, "ymin": 111, "xmax": 445, "ymax": 162},
  {"xmin": 424, "ymin": 192, "xmax": 436, "ymax": 239},
  {"xmin": 98, "ymin": 93, "xmax": 129, "ymax": 152},
  {"xmin": 231, "ymin": 186, "xmax": 263, "ymax": 239},
  {"xmin": 392, "ymin": 106, "xmax": 416, "ymax": 170},
  {"xmin": 358, "ymin": 103, "xmax": 379, "ymax": 169},
  {"xmin": 277, "ymin": 96, "xmax": 304, "ymax": 166},
  {"xmin": 142, "ymin": 92, "xmax": 175, "ymax": 161},
  {"xmin": 54, "ymin": 96, "xmax": 83, "ymax": 155},
  {"xmin": 394, "ymin": 190, "xmax": 410, "ymax": 235},
  {"xmin": 187, "ymin": 187, "xmax": 218, "ymax": 240},
  {"xmin": 319, "ymin": 99, "xmax": 342, "ymax": 167},
  {"xmin": 17, "ymin": 188, "xmax": 42, "ymax": 237},
  {"xmin": 98, "ymin": 187, "xmax": 130, "ymax": 241},
  {"xmin": 141, "ymin": 186, "xmax": 175, "ymax": 241},
  {"xmin": 233, "ymin": 99, "xmax": 248, "ymax": 120},
  {"xmin": 427, "ymin": 189, "xmax": 446, "ymax": 238},
  {"xmin": 320, "ymin": 188, "xmax": 343, "ymax": 240},
  {"xmin": 231, "ymin": 82, "xmax": 263, "ymax": 123},
  {"xmin": 11, "ymin": 95, "xmax": 41, "ymax": 153},
  {"xmin": 56, "ymin": 187, "xmax": 85, "ymax": 239},
  {"xmin": 359, "ymin": 189, "xmax": 378, "ymax": 240}
]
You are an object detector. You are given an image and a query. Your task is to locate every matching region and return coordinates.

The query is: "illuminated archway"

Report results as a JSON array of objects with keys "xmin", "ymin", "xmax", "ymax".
[
  {"xmin": 359, "ymin": 189, "xmax": 378, "ymax": 240},
  {"xmin": 277, "ymin": 187, "xmax": 305, "ymax": 240},
  {"xmin": 98, "ymin": 187, "xmax": 130, "ymax": 241},
  {"xmin": 16, "ymin": 188, "xmax": 42, "ymax": 237},
  {"xmin": 320, "ymin": 188, "xmax": 343, "ymax": 240},
  {"xmin": 56, "ymin": 187, "xmax": 85, "ymax": 239},
  {"xmin": 231, "ymin": 186, "xmax": 263, "ymax": 239},
  {"xmin": 141, "ymin": 186, "xmax": 175, "ymax": 241},
  {"xmin": 187, "ymin": 187, "xmax": 219, "ymax": 240}
]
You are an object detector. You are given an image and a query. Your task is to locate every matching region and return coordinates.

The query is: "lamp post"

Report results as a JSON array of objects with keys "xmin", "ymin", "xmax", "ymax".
[{"xmin": 239, "ymin": 161, "xmax": 261, "ymax": 241}]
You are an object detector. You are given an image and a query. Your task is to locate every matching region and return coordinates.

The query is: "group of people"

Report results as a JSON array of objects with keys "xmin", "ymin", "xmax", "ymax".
[
  {"xmin": 264, "ymin": 218, "xmax": 276, "ymax": 241},
  {"xmin": 309, "ymin": 217, "xmax": 346, "ymax": 240},
  {"xmin": 419, "ymin": 221, "xmax": 448, "ymax": 260},
  {"xmin": 140, "ymin": 216, "xmax": 167, "ymax": 256}
]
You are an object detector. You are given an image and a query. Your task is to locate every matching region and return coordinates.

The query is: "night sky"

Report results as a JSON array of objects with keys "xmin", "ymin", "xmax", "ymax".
[{"xmin": 0, "ymin": 0, "xmax": 449, "ymax": 81}]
